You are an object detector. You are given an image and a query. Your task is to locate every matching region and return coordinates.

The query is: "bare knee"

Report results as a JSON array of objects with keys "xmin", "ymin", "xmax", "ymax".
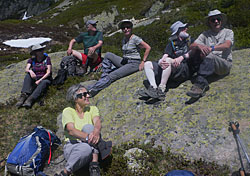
[{"xmin": 72, "ymin": 50, "xmax": 82, "ymax": 61}]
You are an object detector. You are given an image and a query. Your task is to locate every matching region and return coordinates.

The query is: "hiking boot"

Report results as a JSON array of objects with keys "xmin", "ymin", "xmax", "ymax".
[
  {"xmin": 157, "ymin": 89, "xmax": 166, "ymax": 100},
  {"xmin": 23, "ymin": 96, "xmax": 35, "ymax": 108},
  {"xmin": 89, "ymin": 162, "xmax": 101, "ymax": 176},
  {"xmin": 15, "ymin": 93, "xmax": 28, "ymax": 108},
  {"xmin": 186, "ymin": 84, "xmax": 209, "ymax": 98},
  {"xmin": 138, "ymin": 89, "xmax": 150, "ymax": 97},
  {"xmin": 158, "ymin": 84, "xmax": 166, "ymax": 100},
  {"xmin": 54, "ymin": 170, "xmax": 68, "ymax": 176},
  {"xmin": 89, "ymin": 89, "xmax": 99, "ymax": 98},
  {"xmin": 145, "ymin": 86, "xmax": 159, "ymax": 99}
]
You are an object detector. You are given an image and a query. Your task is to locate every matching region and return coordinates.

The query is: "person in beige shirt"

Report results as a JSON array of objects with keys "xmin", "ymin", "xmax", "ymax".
[{"xmin": 187, "ymin": 9, "xmax": 234, "ymax": 98}]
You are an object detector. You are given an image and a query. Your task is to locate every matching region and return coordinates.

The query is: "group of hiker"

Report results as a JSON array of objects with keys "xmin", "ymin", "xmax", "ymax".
[{"xmin": 13, "ymin": 9, "xmax": 233, "ymax": 176}]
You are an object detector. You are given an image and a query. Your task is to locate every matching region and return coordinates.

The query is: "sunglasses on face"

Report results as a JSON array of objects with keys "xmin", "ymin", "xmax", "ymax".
[
  {"xmin": 210, "ymin": 17, "xmax": 221, "ymax": 23},
  {"xmin": 76, "ymin": 92, "xmax": 89, "ymax": 99},
  {"xmin": 121, "ymin": 25, "xmax": 132, "ymax": 30}
]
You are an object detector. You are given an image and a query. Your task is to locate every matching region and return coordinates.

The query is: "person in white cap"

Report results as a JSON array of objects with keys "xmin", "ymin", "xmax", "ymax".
[
  {"xmin": 15, "ymin": 44, "xmax": 52, "ymax": 108},
  {"xmin": 186, "ymin": 9, "xmax": 234, "ymax": 98},
  {"xmin": 87, "ymin": 19, "xmax": 151, "ymax": 97},
  {"xmin": 139, "ymin": 21, "xmax": 194, "ymax": 100},
  {"xmin": 67, "ymin": 19, "xmax": 103, "ymax": 73}
]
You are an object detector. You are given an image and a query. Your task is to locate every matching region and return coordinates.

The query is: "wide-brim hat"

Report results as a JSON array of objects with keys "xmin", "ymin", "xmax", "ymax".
[
  {"xmin": 30, "ymin": 44, "xmax": 46, "ymax": 55},
  {"xmin": 86, "ymin": 20, "xmax": 98, "ymax": 27},
  {"xmin": 118, "ymin": 19, "xmax": 133, "ymax": 29},
  {"xmin": 205, "ymin": 9, "xmax": 227, "ymax": 26},
  {"xmin": 170, "ymin": 21, "xmax": 188, "ymax": 36}
]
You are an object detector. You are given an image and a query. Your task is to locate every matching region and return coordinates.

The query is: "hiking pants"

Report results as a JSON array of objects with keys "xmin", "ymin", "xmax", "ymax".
[
  {"xmin": 21, "ymin": 73, "xmax": 51, "ymax": 99},
  {"xmin": 194, "ymin": 53, "xmax": 232, "ymax": 88},
  {"xmin": 88, "ymin": 52, "xmax": 140, "ymax": 92},
  {"xmin": 64, "ymin": 124, "xmax": 97, "ymax": 173}
]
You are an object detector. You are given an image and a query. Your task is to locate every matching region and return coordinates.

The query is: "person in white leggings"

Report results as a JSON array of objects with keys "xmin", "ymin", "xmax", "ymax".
[{"xmin": 141, "ymin": 21, "xmax": 195, "ymax": 99}]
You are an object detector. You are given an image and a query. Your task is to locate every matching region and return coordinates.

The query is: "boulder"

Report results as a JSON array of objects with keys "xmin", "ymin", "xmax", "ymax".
[
  {"xmin": 124, "ymin": 148, "xmax": 149, "ymax": 173},
  {"xmin": 1, "ymin": 49, "xmax": 250, "ymax": 173},
  {"xmin": 89, "ymin": 49, "xmax": 250, "ymax": 172},
  {"xmin": 0, "ymin": 51, "xmax": 66, "ymax": 105}
]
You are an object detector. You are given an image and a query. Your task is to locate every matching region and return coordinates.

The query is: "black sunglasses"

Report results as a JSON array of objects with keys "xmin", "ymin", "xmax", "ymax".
[
  {"xmin": 76, "ymin": 92, "xmax": 89, "ymax": 99},
  {"xmin": 210, "ymin": 17, "xmax": 221, "ymax": 23},
  {"xmin": 121, "ymin": 25, "xmax": 132, "ymax": 30}
]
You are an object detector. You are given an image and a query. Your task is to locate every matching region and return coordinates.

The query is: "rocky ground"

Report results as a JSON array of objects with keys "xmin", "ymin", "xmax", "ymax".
[{"xmin": 1, "ymin": 48, "xmax": 250, "ymax": 174}]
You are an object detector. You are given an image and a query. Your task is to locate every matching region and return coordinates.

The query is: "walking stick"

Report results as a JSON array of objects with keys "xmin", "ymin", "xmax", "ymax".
[{"xmin": 229, "ymin": 121, "xmax": 250, "ymax": 176}]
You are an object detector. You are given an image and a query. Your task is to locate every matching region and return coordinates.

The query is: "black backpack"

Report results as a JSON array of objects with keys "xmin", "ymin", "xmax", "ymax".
[
  {"xmin": 61, "ymin": 56, "xmax": 85, "ymax": 76},
  {"xmin": 52, "ymin": 68, "xmax": 68, "ymax": 85},
  {"xmin": 52, "ymin": 56, "xmax": 86, "ymax": 85}
]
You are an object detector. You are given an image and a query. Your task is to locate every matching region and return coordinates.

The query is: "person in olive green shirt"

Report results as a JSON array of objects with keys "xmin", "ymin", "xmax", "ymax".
[{"xmin": 67, "ymin": 20, "xmax": 103, "ymax": 73}]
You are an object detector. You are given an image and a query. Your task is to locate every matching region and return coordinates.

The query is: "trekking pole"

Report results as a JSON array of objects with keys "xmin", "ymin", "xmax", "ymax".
[{"xmin": 229, "ymin": 121, "xmax": 250, "ymax": 176}]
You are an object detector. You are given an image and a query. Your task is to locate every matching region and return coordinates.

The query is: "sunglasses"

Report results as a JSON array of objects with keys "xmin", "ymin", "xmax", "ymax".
[
  {"xmin": 121, "ymin": 25, "xmax": 132, "ymax": 30},
  {"xmin": 76, "ymin": 92, "xmax": 89, "ymax": 99},
  {"xmin": 210, "ymin": 17, "xmax": 221, "ymax": 23}
]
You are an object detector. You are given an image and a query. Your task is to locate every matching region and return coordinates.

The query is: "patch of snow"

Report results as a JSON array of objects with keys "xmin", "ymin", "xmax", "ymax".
[
  {"xmin": 22, "ymin": 11, "xmax": 33, "ymax": 20},
  {"xmin": 3, "ymin": 37, "xmax": 52, "ymax": 48}
]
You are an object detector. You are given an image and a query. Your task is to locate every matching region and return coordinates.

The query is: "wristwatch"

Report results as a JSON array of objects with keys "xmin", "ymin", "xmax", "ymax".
[
  {"xmin": 211, "ymin": 45, "xmax": 215, "ymax": 51},
  {"xmin": 85, "ymin": 134, "xmax": 89, "ymax": 142}
]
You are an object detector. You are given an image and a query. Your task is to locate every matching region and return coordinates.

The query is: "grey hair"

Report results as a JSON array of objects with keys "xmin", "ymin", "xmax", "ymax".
[{"xmin": 66, "ymin": 84, "xmax": 86, "ymax": 104}]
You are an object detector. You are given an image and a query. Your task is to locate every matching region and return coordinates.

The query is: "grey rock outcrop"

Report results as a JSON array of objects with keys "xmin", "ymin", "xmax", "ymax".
[
  {"xmin": 89, "ymin": 49, "xmax": 250, "ymax": 172},
  {"xmin": 145, "ymin": 0, "xmax": 164, "ymax": 18},
  {"xmin": 0, "ymin": 0, "xmax": 57, "ymax": 20},
  {"xmin": 0, "ymin": 51, "xmax": 65, "ymax": 105},
  {"xmin": 1, "ymin": 49, "xmax": 250, "ymax": 174},
  {"xmin": 83, "ymin": 7, "xmax": 119, "ymax": 32}
]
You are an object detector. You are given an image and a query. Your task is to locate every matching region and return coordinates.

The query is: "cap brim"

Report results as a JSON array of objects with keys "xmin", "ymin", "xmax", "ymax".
[
  {"xmin": 205, "ymin": 13, "xmax": 227, "ymax": 26},
  {"xmin": 30, "ymin": 45, "xmax": 46, "ymax": 55},
  {"xmin": 118, "ymin": 20, "xmax": 133, "ymax": 29},
  {"xmin": 171, "ymin": 23, "xmax": 188, "ymax": 36}
]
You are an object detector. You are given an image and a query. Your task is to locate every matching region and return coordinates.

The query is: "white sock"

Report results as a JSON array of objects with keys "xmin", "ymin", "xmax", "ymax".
[
  {"xmin": 159, "ymin": 57, "xmax": 172, "ymax": 91},
  {"xmin": 144, "ymin": 61, "xmax": 157, "ymax": 88}
]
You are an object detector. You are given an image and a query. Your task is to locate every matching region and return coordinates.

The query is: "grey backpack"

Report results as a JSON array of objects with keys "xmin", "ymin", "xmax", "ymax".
[{"xmin": 60, "ymin": 56, "xmax": 85, "ymax": 76}]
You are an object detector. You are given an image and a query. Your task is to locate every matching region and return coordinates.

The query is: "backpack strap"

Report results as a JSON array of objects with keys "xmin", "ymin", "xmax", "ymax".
[
  {"xmin": 47, "ymin": 131, "xmax": 52, "ymax": 165},
  {"xmin": 31, "ymin": 53, "xmax": 48, "ymax": 67}
]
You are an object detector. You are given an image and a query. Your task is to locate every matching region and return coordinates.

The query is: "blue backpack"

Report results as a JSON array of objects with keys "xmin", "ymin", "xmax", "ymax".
[
  {"xmin": 165, "ymin": 170, "xmax": 195, "ymax": 176},
  {"xmin": 5, "ymin": 126, "xmax": 61, "ymax": 176}
]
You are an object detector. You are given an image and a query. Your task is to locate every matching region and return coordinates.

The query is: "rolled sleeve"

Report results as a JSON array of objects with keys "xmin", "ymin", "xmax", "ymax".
[
  {"xmin": 134, "ymin": 35, "xmax": 143, "ymax": 45},
  {"xmin": 225, "ymin": 29, "xmax": 234, "ymax": 46},
  {"xmin": 194, "ymin": 33, "xmax": 205, "ymax": 45},
  {"xmin": 62, "ymin": 107, "xmax": 75, "ymax": 130},
  {"xmin": 90, "ymin": 106, "xmax": 100, "ymax": 121}
]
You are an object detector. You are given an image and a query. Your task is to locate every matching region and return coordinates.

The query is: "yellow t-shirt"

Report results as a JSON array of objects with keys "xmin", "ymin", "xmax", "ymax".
[{"xmin": 62, "ymin": 106, "xmax": 100, "ymax": 141}]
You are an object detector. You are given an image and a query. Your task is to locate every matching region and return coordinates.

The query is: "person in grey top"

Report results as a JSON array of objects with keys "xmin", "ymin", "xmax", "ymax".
[
  {"xmin": 186, "ymin": 9, "xmax": 234, "ymax": 98},
  {"xmin": 88, "ymin": 19, "xmax": 151, "ymax": 97}
]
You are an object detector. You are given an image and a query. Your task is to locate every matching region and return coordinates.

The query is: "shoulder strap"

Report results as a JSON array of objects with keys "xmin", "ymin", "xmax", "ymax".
[{"xmin": 32, "ymin": 58, "xmax": 35, "ymax": 67}]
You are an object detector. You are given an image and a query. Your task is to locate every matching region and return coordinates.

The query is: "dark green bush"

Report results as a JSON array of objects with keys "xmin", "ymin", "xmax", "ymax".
[{"xmin": 100, "ymin": 140, "xmax": 230, "ymax": 176}]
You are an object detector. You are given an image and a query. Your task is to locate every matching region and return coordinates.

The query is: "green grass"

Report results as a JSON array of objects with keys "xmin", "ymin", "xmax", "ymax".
[{"xmin": 0, "ymin": 53, "xmax": 30, "ymax": 70}]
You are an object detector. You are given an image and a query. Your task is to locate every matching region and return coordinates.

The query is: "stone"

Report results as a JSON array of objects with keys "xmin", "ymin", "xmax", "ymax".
[
  {"xmin": 145, "ymin": 1, "xmax": 164, "ymax": 18},
  {"xmin": 1, "ymin": 49, "xmax": 250, "ymax": 173},
  {"xmin": 124, "ymin": 148, "xmax": 149, "ymax": 173}
]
